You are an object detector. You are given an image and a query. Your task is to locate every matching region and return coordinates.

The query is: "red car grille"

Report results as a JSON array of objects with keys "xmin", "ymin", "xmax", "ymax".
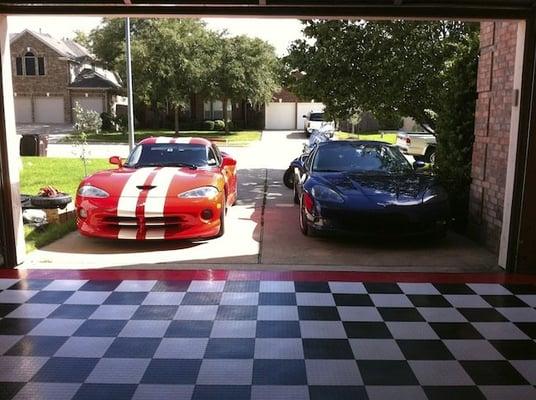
[{"xmin": 103, "ymin": 216, "xmax": 183, "ymax": 227}]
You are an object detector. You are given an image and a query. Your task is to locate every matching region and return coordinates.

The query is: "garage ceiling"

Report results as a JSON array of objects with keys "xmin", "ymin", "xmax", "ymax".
[{"xmin": 0, "ymin": 1, "xmax": 534, "ymax": 18}]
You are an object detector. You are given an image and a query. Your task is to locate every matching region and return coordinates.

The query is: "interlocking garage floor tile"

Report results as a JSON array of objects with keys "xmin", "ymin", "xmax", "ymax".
[{"xmin": 1, "ymin": 271, "xmax": 536, "ymax": 400}]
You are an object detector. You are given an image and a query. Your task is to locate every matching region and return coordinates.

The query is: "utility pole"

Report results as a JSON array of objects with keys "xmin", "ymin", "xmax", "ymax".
[{"xmin": 125, "ymin": 17, "xmax": 135, "ymax": 151}]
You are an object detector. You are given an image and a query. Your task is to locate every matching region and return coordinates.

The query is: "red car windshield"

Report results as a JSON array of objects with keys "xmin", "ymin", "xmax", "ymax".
[{"xmin": 125, "ymin": 143, "xmax": 217, "ymax": 169}]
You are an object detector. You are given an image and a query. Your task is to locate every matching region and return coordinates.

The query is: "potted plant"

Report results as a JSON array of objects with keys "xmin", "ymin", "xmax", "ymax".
[{"xmin": 30, "ymin": 186, "xmax": 72, "ymax": 209}]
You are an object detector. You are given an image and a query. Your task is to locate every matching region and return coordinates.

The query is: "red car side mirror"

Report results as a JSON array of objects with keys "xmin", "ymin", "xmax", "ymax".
[
  {"xmin": 222, "ymin": 157, "xmax": 236, "ymax": 167},
  {"xmin": 109, "ymin": 156, "xmax": 123, "ymax": 167}
]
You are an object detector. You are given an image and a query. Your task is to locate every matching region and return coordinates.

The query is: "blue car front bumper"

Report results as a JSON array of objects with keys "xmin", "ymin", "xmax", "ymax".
[{"xmin": 305, "ymin": 201, "xmax": 449, "ymax": 237}]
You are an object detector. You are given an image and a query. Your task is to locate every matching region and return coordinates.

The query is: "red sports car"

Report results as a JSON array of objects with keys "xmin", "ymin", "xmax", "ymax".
[{"xmin": 75, "ymin": 137, "xmax": 237, "ymax": 240}]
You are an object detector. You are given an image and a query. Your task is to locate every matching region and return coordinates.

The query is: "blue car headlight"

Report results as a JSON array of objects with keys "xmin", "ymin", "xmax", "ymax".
[
  {"xmin": 311, "ymin": 185, "xmax": 344, "ymax": 203},
  {"xmin": 423, "ymin": 186, "xmax": 448, "ymax": 204}
]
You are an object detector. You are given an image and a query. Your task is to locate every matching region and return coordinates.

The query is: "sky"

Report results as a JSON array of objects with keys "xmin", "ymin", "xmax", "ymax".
[{"xmin": 8, "ymin": 16, "xmax": 304, "ymax": 56}]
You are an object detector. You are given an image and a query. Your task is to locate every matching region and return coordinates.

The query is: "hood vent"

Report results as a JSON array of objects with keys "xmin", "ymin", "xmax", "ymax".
[{"xmin": 136, "ymin": 185, "xmax": 156, "ymax": 191}]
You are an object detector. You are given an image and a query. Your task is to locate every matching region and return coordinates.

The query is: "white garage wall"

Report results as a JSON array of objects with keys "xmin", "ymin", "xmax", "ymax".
[
  {"xmin": 73, "ymin": 96, "xmax": 104, "ymax": 115},
  {"xmin": 265, "ymin": 102, "xmax": 296, "ymax": 130},
  {"xmin": 14, "ymin": 97, "xmax": 31, "ymax": 123},
  {"xmin": 34, "ymin": 96, "xmax": 65, "ymax": 124}
]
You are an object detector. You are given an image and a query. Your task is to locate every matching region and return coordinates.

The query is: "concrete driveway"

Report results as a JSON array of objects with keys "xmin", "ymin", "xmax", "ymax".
[{"xmin": 23, "ymin": 130, "xmax": 499, "ymax": 271}]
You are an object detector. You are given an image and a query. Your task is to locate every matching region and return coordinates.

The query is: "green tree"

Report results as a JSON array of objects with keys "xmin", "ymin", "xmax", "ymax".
[
  {"xmin": 130, "ymin": 19, "xmax": 212, "ymax": 133},
  {"xmin": 90, "ymin": 18, "xmax": 212, "ymax": 132},
  {"xmin": 72, "ymin": 102, "xmax": 102, "ymax": 176},
  {"xmin": 435, "ymin": 28, "xmax": 480, "ymax": 231},
  {"xmin": 203, "ymin": 35, "xmax": 280, "ymax": 133},
  {"xmin": 89, "ymin": 19, "xmax": 280, "ymax": 133},
  {"xmin": 72, "ymin": 30, "xmax": 91, "ymax": 50},
  {"xmin": 89, "ymin": 18, "xmax": 152, "ymax": 77},
  {"xmin": 284, "ymin": 20, "xmax": 475, "ymax": 127}
]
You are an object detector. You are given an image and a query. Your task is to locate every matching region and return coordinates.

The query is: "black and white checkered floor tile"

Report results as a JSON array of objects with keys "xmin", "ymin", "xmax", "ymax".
[{"xmin": 1, "ymin": 274, "xmax": 536, "ymax": 399}]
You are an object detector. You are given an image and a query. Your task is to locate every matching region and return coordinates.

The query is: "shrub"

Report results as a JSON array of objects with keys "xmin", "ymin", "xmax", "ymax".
[
  {"xmin": 114, "ymin": 115, "xmax": 128, "ymax": 132},
  {"xmin": 435, "ymin": 28, "xmax": 479, "ymax": 232},
  {"xmin": 202, "ymin": 120, "xmax": 215, "ymax": 131},
  {"xmin": 73, "ymin": 102, "xmax": 102, "ymax": 177},
  {"xmin": 73, "ymin": 102, "xmax": 102, "ymax": 134},
  {"xmin": 375, "ymin": 111, "xmax": 402, "ymax": 130},
  {"xmin": 213, "ymin": 120, "xmax": 225, "ymax": 131},
  {"xmin": 100, "ymin": 112, "xmax": 115, "ymax": 131},
  {"xmin": 231, "ymin": 120, "xmax": 244, "ymax": 130}
]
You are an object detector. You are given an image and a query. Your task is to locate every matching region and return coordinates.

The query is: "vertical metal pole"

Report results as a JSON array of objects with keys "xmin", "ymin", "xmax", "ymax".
[{"xmin": 125, "ymin": 17, "xmax": 135, "ymax": 151}]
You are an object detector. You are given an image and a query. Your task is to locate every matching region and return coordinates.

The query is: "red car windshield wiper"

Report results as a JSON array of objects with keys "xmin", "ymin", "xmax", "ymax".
[{"xmin": 135, "ymin": 162, "xmax": 198, "ymax": 170}]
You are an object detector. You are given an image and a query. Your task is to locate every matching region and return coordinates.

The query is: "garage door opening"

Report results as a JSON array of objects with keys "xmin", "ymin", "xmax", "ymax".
[
  {"xmin": 0, "ymin": 14, "xmax": 526, "ymax": 274},
  {"xmin": 0, "ymin": 2, "xmax": 524, "ymax": 276},
  {"xmin": 1, "ymin": 4, "xmax": 536, "ymax": 399}
]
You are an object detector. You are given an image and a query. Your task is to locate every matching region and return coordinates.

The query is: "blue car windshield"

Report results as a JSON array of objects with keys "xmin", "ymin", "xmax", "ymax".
[
  {"xmin": 313, "ymin": 143, "xmax": 413, "ymax": 174},
  {"xmin": 125, "ymin": 143, "xmax": 217, "ymax": 168}
]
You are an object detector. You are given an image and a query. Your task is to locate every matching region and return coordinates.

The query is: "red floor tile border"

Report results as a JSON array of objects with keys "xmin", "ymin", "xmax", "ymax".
[{"xmin": 0, "ymin": 268, "xmax": 535, "ymax": 284}]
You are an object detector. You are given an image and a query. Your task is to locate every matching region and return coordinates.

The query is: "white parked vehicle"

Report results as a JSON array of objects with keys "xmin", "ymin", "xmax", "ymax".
[
  {"xmin": 396, "ymin": 130, "xmax": 437, "ymax": 163},
  {"xmin": 302, "ymin": 111, "xmax": 335, "ymax": 137}
]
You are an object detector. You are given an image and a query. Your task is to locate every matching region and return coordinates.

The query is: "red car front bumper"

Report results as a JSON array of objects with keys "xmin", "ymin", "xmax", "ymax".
[{"xmin": 76, "ymin": 195, "xmax": 224, "ymax": 240}]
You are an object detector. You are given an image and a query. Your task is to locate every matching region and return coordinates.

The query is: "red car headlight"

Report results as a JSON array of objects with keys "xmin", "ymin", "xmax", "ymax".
[
  {"xmin": 78, "ymin": 185, "xmax": 109, "ymax": 198},
  {"xmin": 178, "ymin": 186, "xmax": 219, "ymax": 199}
]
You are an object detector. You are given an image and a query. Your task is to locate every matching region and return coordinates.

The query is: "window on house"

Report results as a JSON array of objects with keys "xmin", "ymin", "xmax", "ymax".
[
  {"xmin": 203, "ymin": 100, "xmax": 212, "ymax": 120},
  {"xmin": 38, "ymin": 57, "xmax": 45, "ymax": 75},
  {"xmin": 227, "ymin": 99, "xmax": 232, "ymax": 117},
  {"xmin": 213, "ymin": 100, "xmax": 223, "ymax": 120},
  {"xmin": 24, "ymin": 52, "xmax": 36, "ymax": 75},
  {"xmin": 15, "ymin": 57, "xmax": 23, "ymax": 76},
  {"xmin": 17, "ymin": 52, "xmax": 45, "ymax": 76},
  {"xmin": 203, "ymin": 99, "xmax": 232, "ymax": 120}
]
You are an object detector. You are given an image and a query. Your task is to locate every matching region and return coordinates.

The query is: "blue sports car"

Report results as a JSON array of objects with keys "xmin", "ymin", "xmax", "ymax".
[{"xmin": 293, "ymin": 141, "xmax": 449, "ymax": 238}]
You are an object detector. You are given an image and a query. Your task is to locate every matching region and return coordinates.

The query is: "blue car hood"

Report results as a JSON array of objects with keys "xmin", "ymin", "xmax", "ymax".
[{"xmin": 315, "ymin": 171, "xmax": 433, "ymax": 205}]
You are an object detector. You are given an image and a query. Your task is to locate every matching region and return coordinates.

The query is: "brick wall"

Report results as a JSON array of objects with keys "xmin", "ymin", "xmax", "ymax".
[
  {"xmin": 469, "ymin": 21, "xmax": 517, "ymax": 253},
  {"xmin": 11, "ymin": 31, "xmax": 72, "ymax": 123}
]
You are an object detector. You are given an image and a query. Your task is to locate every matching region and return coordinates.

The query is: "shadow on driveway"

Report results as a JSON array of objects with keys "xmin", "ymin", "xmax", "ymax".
[{"xmin": 24, "ymin": 133, "xmax": 499, "ymax": 272}]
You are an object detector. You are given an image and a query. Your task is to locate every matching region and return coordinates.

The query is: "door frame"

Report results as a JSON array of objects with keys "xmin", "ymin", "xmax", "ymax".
[{"xmin": 0, "ymin": 2, "xmax": 535, "ymax": 270}]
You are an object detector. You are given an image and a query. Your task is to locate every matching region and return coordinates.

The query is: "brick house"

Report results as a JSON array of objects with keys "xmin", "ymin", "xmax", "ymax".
[
  {"xmin": 469, "ymin": 21, "xmax": 518, "ymax": 256},
  {"xmin": 139, "ymin": 89, "xmax": 313, "ymax": 131},
  {"xmin": 11, "ymin": 29, "xmax": 124, "ymax": 125}
]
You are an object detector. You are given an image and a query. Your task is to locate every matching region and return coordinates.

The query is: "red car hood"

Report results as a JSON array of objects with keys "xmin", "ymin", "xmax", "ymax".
[{"xmin": 80, "ymin": 166, "xmax": 223, "ymax": 199}]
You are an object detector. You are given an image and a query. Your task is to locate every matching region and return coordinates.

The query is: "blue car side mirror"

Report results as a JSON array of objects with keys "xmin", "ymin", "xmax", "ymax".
[{"xmin": 413, "ymin": 161, "xmax": 426, "ymax": 170}]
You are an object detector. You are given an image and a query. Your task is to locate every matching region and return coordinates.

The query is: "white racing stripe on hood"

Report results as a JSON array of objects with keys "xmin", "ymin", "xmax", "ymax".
[
  {"xmin": 144, "ymin": 167, "xmax": 177, "ymax": 217},
  {"xmin": 117, "ymin": 167, "xmax": 156, "ymax": 217},
  {"xmin": 173, "ymin": 137, "xmax": 193, "ymax": 144},
  {"xmin": 155, "ymin": 137, "xmax": 172, "ymax": 143}
]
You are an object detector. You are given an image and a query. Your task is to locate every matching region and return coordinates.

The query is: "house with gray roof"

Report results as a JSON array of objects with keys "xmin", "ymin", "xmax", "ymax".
[{"xmin": 11, "ymin": 29, "xmax": 124, "ymax": 125}]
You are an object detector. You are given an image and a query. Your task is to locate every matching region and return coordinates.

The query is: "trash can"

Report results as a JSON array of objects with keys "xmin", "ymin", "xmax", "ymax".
[{"xmin": 20, "ymin": 134, "xmax": 48, "ymax": 156}]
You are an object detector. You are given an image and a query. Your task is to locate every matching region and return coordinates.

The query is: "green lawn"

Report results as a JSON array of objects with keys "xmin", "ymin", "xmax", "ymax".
[
  {"xmin": 60, "ymin": 130, "xmax": 262, "ymax": 146},
  {"xmin": 21, "ymin": 157, "xmax": 110, "ymax": 253},
  {"xmin": 335, "ymin": 131, "xmax": 398, "ymax": 144},
  {"xmin": 21, "ymin": 157, "xmax": 110, "ymax": 197},
  {"xmin": 24, "ymin": 220, "xmax": 77, "ymax": 253}
]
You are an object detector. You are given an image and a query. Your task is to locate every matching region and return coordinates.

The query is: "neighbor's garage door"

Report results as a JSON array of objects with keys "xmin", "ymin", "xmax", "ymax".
[
  {"xmin": 265, "ymin": 102, "xmax": 295, "ymax": 130},
  {"xmin": 14, "ymin": 97, "xmax": 32, "ymax": 123},
  {"xmin": 73, "ymin": 96, "xmax": 104, "ymax": 115},
  {"xmin": 34, "ymin": 96, "xmax": 65, "ymax": 124}
]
